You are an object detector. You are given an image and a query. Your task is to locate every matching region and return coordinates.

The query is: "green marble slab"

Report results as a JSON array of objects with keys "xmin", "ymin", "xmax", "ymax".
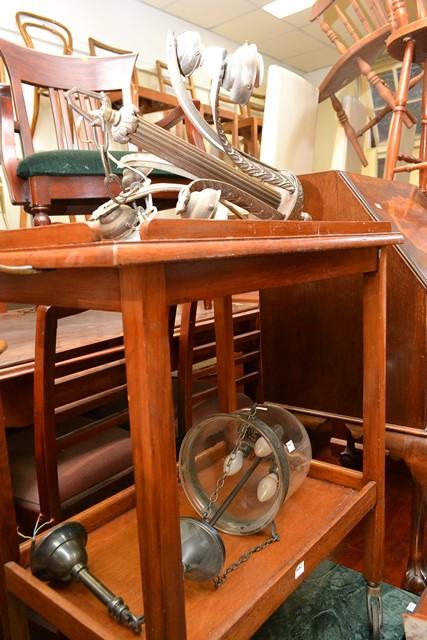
[{"xmin": 253, "ymin": 561, "xmax": 418, "ymax": 640}]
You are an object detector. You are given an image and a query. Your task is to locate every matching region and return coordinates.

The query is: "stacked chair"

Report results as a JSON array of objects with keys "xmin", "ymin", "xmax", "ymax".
[
  {"xmin": 310, "ymin": 0, "xmax": 417, "ymax": 173},
  {"xmin": 15, "ymin": 11, "xmax": 74, "ymax": 135},
  {"xmin": 384, "ymin": 0, "xmax": 427, "ymax": 188},
  {"xmin": 0, "ymin": 38, "xmax": 137, "ymax": 226}
]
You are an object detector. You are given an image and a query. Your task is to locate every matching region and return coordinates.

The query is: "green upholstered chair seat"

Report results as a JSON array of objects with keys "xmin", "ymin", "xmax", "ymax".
[{"xmin": 17, "ymin": 149, "xmax": 176, "ymax": 179}]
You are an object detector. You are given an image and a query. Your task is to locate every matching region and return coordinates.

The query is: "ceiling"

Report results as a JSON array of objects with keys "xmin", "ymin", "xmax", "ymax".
[{"xmin": 141, "ymin": 0, "xmax": 341, "ymax": 72}]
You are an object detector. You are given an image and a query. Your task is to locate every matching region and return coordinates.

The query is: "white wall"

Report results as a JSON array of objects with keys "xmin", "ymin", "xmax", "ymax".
[{"xmin": 0, "ymin": 0, "xmax": 282, "ymax": 81}]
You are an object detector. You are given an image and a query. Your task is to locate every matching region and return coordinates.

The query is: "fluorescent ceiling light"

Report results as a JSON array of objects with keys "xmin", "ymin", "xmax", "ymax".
[{"xmin": 262, "ymin": 0, "xmax": 312, "ymax": 19}]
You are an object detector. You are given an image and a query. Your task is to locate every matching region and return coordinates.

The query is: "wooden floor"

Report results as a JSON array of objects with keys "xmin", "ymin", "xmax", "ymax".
[{"xmin": 334, "ymin": 467, "xmax": 419, "ymax": 590}]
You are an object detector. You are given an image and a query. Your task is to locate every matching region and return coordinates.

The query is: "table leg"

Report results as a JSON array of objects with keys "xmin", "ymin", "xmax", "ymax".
[
  {"xmin": 362, "ymin": 248, "xmax": 386, "ymax": 584},
  {"xmin": 120, "ymin": 264, "xmax": 186, "ymax": 640},
  {"xmin": 3, "ymin": 592, "xmax": 29, "ymax": 640},
  {"xmin": 214, "ymin": 296, "xmax": 237, "ymax": 412}
]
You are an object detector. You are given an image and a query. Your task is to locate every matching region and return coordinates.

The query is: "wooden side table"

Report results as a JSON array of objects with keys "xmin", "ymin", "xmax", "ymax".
[{"xmin": 0, "ymin": 219, "xmax": 401, "ymax": 639}]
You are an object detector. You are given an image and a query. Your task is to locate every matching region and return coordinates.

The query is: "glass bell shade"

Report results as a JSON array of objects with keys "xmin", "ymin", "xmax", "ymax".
[{"xmin": 179, "ymin": 402, "xmax": 312, "ymax": 535}]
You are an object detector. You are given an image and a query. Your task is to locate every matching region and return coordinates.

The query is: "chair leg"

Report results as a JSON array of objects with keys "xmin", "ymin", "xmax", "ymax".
[
  {"xmin": 19, "ymin": 209, "xmax": 28, "ymax": 229},
  {"xmin": 404, "ymin": 474, "xmax": 427, "ymax": 593},
  {"xmin": 250, "ymin": 120, "xmax": 258, "ymax": 158},
  {"xmin": 384, "ymin": 38, "xmax": 415, "ymax": 180},
  {"xmin": 32, "ymin": 205, "xmax": 51, "ymax": 226},
  {"xmin": 0, "ymin": 180, "xmax": 8, "ymax": 230}
]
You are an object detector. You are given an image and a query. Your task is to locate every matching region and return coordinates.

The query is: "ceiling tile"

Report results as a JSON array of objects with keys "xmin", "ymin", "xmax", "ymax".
[
  {"xmin": 258, "ymin": 28, "xmax": 299, "ymax": 58},
  {"xmin": 301, "ymin": 19, "xmax": 331, "ymax": 44},
  {"xmin": 140, "ymin": 0, "xmax": 175, "ymax": 7},
  {"xmin": 164, "ymin": 0, "xmax": 254, "ymax": 29},
  {"xmin": 213, "ymin": 9, "xmax": 292, "ymax": 43},
  {"xmin": 282, "ymin": 8, "xmax": 312, "ymax": 27},
  {"xmin": 283, "ymin": 44, "xmax": 338, "ymax": 71},
  {"xmin": 259, "ymin": 29, "xmax": 325, "ymax": 59}
]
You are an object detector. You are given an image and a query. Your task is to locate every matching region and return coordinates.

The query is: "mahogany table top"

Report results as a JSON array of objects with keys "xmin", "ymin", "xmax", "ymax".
[
  {"xmin": 0, "ymin": 297, "xmax": 258, "ymax": 372},
  {"xmin": 0, "ymin": 219, "xmax": 402, "ymax": 271}
]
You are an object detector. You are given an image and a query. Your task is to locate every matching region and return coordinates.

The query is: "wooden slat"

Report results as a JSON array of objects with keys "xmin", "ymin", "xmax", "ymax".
[
  {"xmin": 56, "ymin": 409, "xmax": 129, "ymax": 451},
  {"xmin": 55, "ymin": 385, "xmax": 127, "ymax": 421},
  {"xmin": 58, "ymin": 89, "xmax": 74, "ymax": 148},
  {"xmin": 54, "ymin": 360, "xmax": 126, "ymax": 407}
]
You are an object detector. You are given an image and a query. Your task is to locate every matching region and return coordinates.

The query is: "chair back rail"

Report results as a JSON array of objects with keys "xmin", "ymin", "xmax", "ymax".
[
  {"xmin": 0, "ymin": 37, "xmax": 137, "ymax": 156},
  {"xmin": 88, "ymin": 36, "xmax": 139, "ymax": 105}
]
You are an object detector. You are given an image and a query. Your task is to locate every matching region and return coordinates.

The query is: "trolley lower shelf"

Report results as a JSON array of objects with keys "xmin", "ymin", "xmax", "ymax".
[{"xmin": 6, "ymin": 465, "xmax": 376, "ymax": 640}]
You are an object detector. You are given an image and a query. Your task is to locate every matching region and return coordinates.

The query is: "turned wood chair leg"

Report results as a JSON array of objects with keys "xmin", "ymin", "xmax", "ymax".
[
  {"xmin": 32, "ymin": 205, "xmax": 51, "ymax": 226},
  {"xmin": 19, "ymin": 209, "xmax": 28, "ymax": 229},
  {"xmin": 384, "ymin": 38, "xmax": 415, "ymax": 180},
  {"xmin": 404, "ymin": 477, "xmax": 427, "ymax": 593},
  {"xmin": 341, "ymin": 426, "xmax": 363, "ymax": 470}
]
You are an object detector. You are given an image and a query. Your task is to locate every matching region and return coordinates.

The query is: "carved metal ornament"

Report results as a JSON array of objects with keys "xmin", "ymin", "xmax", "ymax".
[
  {"xmin": 66, "ymin": 88, "xmax": 304, "ymax": 221},
  {"xmin": 166, "ymin": 31, "xmax": 305, "ymax": 219}
]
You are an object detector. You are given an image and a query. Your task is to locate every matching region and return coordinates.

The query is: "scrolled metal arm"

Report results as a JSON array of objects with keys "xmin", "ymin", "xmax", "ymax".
[{"xmin": 167, "ymin": 31, "xmax": 305, "ymax": 219}]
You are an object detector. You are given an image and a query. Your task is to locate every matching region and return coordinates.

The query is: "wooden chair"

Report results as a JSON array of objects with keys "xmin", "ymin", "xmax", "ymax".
[
  {"xmin": 235, "ymin": 93, "xmax": 264, "ymax": 159},
  {"xmin": 0, "ymin": 38, "xmax": 137, "ymax": 225},
  {"xmin": 88, "ymin": 36, "xmax": 140, "ymax": 106},
  {"xmin": 7, "ymin": 306, "xmax": 133, "ymax": 529},
  {"xmin": 0, "ymin": 338, "xmax": 21, "ymax": 640},
  {"xmin": 156, "ymin": 58, "xmax": 197, "ymax": 100},
  {"xmin": 15, "ymin": 11, "xmax": 73, "ymax": 53},
  {"xmin": 15, "ymin": 11, "xmax": 73, "ymax": 136},
  {"xmin": 176, "ymin": 299, "xmax": 261, "ymax": 440},
  {"xmin": 384, "ymin": 0, "xmax": 427, "ymax": 189},
  {"xmin": 310, "ymin": 0, "xmax": 413, "ymax": 166},
  {"xmin": 0, "ymin": 62, "xmax": 10, "ymax": 231}
]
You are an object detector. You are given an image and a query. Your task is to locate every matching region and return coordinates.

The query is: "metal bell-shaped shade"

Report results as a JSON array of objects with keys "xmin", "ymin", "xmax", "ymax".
[
  {"xmin": 31, "ymin": 521, "xmax": 88, "ymax": 583},
  {"xmin": 180, "ymin": 517, "xmax": 225, "ymax": 582}
]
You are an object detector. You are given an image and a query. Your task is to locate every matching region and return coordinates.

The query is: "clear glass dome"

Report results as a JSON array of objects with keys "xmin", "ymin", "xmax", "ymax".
[{"xmin": 179, "ymin": 403, "xmax": 311, "ymax": 535}]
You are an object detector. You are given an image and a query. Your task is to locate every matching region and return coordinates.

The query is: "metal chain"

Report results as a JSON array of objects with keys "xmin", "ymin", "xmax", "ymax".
[
  {"xmin": 202, "ymin": 404, "xmax": 258, "ymax": 521},
  {"xmin": 213, "ymin": 521, "xmax": 280, "ymax": 588},
  {"xmin": 201, "ymin": 403, "xmax": 281, "ymax": 588},
  {"xmin": 202, "ymin": 421, "xmax": 249, "ymax": 520},
  {"xmin": 91, "ymin": 105, "xmax": 155, "ymax": 217}
]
